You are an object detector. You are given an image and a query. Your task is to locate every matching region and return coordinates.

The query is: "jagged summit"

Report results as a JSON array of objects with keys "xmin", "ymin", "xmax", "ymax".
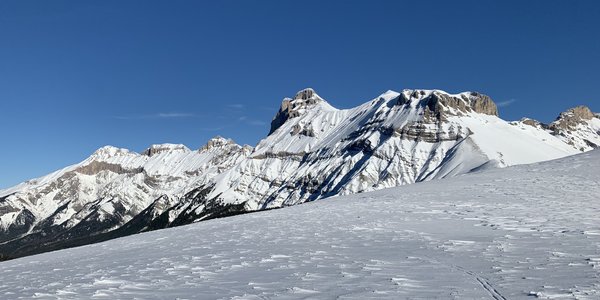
[
  {"xmin": 549, "ymin": 105, "xmax": 600, "ymax": 151},
  {"xmin": 269, "ymin": 88, "xmax": 332, "ymax": 135},
  {"xmin": 144, "ymin": 144, "xmax": 190, "ymax": 157},
  {"xmin": 201, "ymin": 136, "xmax": 237, "ymax": 151},
  {"xmin": 292, "ymin": 88, "xmax": 322, "ymax": 101},
  {"xmin": 269, "ymin": 88, "xmax": 498, "ymax": 137},
  {"xmin": 512, "ymin": 105, "xmax": 600, "ymax": 152},
  {"xmin": 91, "ymin": 145, "xmax": 132, "ymax": 159},
  {"xmin": 398, "ymin": 89, "xmax": 498, "ymax": 118},
  {"xmin": 550, "ymin": 105, "xmax": 596, "ymax": 131},
  {"xmin": 515, "ymin": 106, "xmax": 596, "ymax": 131}
]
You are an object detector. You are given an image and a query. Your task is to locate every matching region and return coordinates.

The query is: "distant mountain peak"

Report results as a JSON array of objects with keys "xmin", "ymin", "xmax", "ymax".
[
  {"xmin": 200, "ymin": 136, "xmax": 237, "ymax": 151},
  {"xmin": 269, "ymin": 88, "xmax": 330, "ymax": 135},
  {"xmin": 292, "ymin": 88, "xmax": 321, "ymax": 101},
  {"xmin": 551, "ymin": 105, "xmax": 596, "ymax": 131},
  {"xmin": 144, "ymin": 144, "xmax": 190, "ymax": 157},
  {"xmin": 399, "ymin": 89, "xmax": 498, "ymax": 119},
  {"xmin": 91, "ymin": 145, "xmax": 133, "ymax": 160}
]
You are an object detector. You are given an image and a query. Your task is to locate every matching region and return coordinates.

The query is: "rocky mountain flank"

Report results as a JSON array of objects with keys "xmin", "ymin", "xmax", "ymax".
[
  {"xmin": 513, "ymin": 105, "xmax": 600, "ymax": 151},
  {"xmin": 0, "ymin": 88, "xmax": 598, "ymax": 259}
]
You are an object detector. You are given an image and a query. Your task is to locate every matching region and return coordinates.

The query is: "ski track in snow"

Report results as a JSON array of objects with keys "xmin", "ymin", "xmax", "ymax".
[{"xmin": 0, "ymin": 151, "xmax": 599, "ymax": 299}]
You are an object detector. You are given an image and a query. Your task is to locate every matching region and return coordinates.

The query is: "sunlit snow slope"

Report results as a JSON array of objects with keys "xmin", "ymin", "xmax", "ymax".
[{"xmin": 1, "ymin": 150, "xmax": 599, "ymax": 299}]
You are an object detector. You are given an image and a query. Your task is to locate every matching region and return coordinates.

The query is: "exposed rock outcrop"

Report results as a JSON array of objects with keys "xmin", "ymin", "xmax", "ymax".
[
  {"xmin": 75, "ymin": 161, "xmax": 144, "ymax": 175},
  {"xmin": 291, "ymin": 123, "xmax": 316, "ymax": 137},
  {"xmin": 520, "ymin": 118, "xmax": 544, "ymax": 128},
  {"xmin": 144, "ymin": 144, "xmax": 189, "ymax": 157},
  {"xmin": 549, "ymin": 106, "xmax": 596, "ymax": 133},
  {"xmin": 0, "ymin": 87, "xmax": 596, "ymax": 261},
  {"xmin": 513, "ymin": 106, "xmax": 600, "ymax": 152},
  {"xmin": 269, "ymin": 88, "xmax": 325, "ymax": 135},
  {"xmin": 395, "ymin": 123, "xmax": 469, "ymax": 142},
  {"xmin": 399, "ymin": 90, "xmax": 498, "ymax": 122},
  {"xmin": 201, "ymin": 136, "xmax": 236, "ymax": 151}
]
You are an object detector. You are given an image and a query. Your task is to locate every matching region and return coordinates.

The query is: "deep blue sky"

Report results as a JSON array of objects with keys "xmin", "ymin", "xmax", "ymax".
[{"xmin": 1, "ymin": 0, "xmax": 599, "ymax": 188}]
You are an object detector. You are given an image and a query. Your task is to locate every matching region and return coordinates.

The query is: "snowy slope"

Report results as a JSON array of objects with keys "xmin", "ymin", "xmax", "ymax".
[
  {"xmin": 0, "ymin": 88, "xmax": 597, "ymax": 259},
  {"xmin": 1, "ymin": 150, "xmax": 598, "ymax": 299},
  {"xmin": 202, "ymin": 88, "xmax": 579, "ymax": 212}
]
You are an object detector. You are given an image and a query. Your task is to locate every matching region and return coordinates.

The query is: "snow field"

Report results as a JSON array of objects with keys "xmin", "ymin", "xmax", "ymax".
[{"xmin": 0, "ymin": 150, "xmax": 598, "ymax": 299}]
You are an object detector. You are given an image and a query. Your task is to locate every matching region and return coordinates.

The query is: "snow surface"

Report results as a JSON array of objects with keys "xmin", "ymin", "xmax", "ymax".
[{"xmin": 1, "ymin": 150, "xmax": 599, "ymax": 299}]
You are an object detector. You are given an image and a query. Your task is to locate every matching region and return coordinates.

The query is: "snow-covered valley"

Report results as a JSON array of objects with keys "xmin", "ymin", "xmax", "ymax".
[{"xmin": 1, "ymin": 149, "xmax": 598, "ymax": 299}]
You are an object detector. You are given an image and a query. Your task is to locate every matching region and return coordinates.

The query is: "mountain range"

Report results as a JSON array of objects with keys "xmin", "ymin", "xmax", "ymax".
[{"xmin": 1, "ymin": 88, "xmax": 599, "ymax": 259}]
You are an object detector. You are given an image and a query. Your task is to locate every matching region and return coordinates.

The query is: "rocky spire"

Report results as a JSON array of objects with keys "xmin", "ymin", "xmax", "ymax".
[
  {"xmin": 269, "ymin": 88, "xmax": 325, "ymax": 135},
  {"xmin": 549, "ymin": 106, "xmax": 596, "ymax": 132}
]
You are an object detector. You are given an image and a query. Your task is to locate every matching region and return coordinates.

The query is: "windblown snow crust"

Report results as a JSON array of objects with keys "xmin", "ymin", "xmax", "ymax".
[
  {"xmin": 1, "ymin": 149, "xmax": 599, "ymax": 299},
  {"xmin": 0, "ymin": 88, "xmax": 598, "ymax": 258}
]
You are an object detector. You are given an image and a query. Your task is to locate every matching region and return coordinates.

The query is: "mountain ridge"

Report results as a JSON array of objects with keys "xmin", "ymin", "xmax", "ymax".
[{"xmin": 1, "ymin": 87, "xmax": 598, "ymax": 259}]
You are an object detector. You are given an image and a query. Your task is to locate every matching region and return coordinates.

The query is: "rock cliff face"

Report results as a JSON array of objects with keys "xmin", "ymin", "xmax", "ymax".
[
  {"xmin": 199, "ymin": 89, "xmax": 580, "ymax": 213},
  {"xmin": 269, "ymin": 88, "xmax": 327, "ymax": 135},
  {"xmin": 0, "ymin": 88, "xmax": 597, "ymax": 259},
  {"xmin": 551, "ymin": 106, "xmax": 596, "ymax": 131},
  {"xmin": 514, "ymin": 105, "xmax": 600, "ymax": 151},
  {"xmin": 399, "ymin": 90, "xmax": 498, "ymax": 122},
  {"xmin": 143, "ymin": 144, "xmax": 189, "ymax": 157},
  {"xmin": 200, "ymin": 136, "xmax": 236, "ymax": 151}
]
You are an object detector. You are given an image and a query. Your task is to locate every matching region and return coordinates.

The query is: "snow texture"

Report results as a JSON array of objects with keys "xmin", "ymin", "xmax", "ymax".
[{"xmin": 0, "ymin": 150, "xmax": 599, "ymax": 299}]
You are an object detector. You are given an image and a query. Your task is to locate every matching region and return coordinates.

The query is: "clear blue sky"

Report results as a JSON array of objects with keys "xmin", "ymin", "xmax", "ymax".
[{"xmin": 1, "ymin": 0, "xmax": 599, "ymax": 189}]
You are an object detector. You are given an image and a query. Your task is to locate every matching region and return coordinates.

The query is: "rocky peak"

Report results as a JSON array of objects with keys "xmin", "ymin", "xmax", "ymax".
[
  {"xmin": 399, "ymin": 90, "xmax": 498, "ymax": 121},
  {"xmin": 200, "ymin": 136, "xmax": 237, "ymax": 151},
  {"xmin": 143, "ymin": 144, "xmax": 190, "ymax": 157},
  {"xmin": 550, "ymin": 106, "xmax": 596, "ymax": 132},
  {"xmin": 240, "ymin": 145, "xmax": 254, "ymax": 155},
  {"xmin": 269, "ymin": 88, "xmax": 325, "ymax": 135},
  {"xmin": 293, "ymin": 88, "xmax": 320, "ymax": 101},
  {"xmin": 90, "ymin": 146, "xmax": 133, "ymax": 160}
]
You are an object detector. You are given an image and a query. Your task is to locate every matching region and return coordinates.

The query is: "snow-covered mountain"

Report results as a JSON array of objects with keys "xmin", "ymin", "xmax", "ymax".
[
  {"xmin": 0, "ymin": 138, "xmax": 252, "ymax": 257},
  {"xmin": 1, "ymin": 148, "xmax": 599, "ymax": 299},
  {"xmin": 1, "ymin": 88, "xmax": 598, "ymax": 259},
  {"xmin": 512, "ymin": 105, "xmax": 600, "ymax": 151}
]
